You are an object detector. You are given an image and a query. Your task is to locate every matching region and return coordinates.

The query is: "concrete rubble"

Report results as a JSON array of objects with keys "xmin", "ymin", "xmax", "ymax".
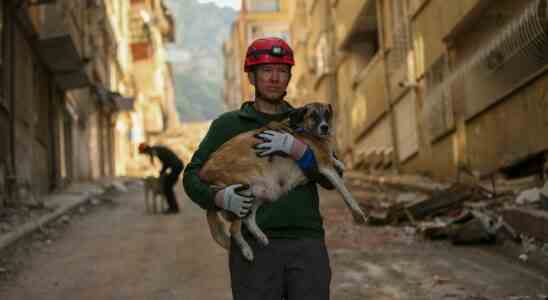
[{"xmin": 347, "ymin": 170, "xmax": 548, "ymax": 270}]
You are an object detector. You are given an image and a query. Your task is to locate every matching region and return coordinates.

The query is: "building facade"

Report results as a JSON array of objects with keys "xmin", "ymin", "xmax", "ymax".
[
  {"xmin": 0, "ymin": 0, "xmax": 177, "ymax": 207},
  {"xmin": 223, "ymin": 0, "xmax": 548, "ymax": 181},
  {"xmin": 127, "ymin": 0, "xmax": 178, "ymax": 176}
]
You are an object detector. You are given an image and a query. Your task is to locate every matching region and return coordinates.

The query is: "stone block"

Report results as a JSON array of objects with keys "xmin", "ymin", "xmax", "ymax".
[{"xmin": 502, "ymin": 207, "xmax": 548, "ymax": 242}]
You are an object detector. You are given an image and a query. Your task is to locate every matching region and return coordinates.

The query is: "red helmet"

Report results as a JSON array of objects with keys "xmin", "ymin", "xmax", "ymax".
[
  {"xmin": 138, "ymin": 142, "xmax": 148, "ymax": 154},
  {"xmin": 244, "ymin": 37, "xmax": 294, "ymax": 72}
]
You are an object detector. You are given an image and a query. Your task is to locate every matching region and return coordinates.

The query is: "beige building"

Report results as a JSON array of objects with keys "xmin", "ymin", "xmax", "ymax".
[
  {"xmin": 0, "ymin": 0, "xmax": 116, "ymax": 202},
  {"xmin": 0, "ymin": 0, "xmax": 177, "ymax": 206},
  {"xmin": 223, "ymin": 0, "xmax": 548, "ymax": 182},
  {"xmin": 127, "ymin": 0, "xmax": 178, "ymax": 176}
]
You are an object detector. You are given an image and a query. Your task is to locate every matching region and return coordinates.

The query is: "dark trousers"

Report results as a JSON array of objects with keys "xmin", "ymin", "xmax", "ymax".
[
  {"xmin": 162, "ymin": 164, "xmax": 183, "ymax": 211},
  {"xmin": 229, "ymin": 237, "xmax": 331, "ymax": 300}
]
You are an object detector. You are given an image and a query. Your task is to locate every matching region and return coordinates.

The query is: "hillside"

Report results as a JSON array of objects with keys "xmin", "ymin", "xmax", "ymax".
[{"xmin": 165, "ymin": 0, "xmax": 238, "ymax": 121}]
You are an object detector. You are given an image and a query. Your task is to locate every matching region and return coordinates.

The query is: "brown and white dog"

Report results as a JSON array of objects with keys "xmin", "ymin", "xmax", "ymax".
[
  {"xmin": 143, "ymin": 176, "xmax": 166, "ymax": 214},
  {"xmin": 199, "ymin": 102, "xmax": 368, "ymax": 261}
]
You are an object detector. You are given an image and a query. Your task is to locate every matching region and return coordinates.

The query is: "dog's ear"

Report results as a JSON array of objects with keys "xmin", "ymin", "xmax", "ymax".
[{"xmin": 289, "ymin": 107, "xmax": 307, "ymax": 128}]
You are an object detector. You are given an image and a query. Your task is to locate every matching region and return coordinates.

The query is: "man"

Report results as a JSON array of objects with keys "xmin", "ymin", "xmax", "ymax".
[
  {"xmin": 183, "ymin": 37, "xmax": 331, "ymax": 299},
  {"xmin": 139, "ymin": 143, "xmax": 183, "ymax": 214}
]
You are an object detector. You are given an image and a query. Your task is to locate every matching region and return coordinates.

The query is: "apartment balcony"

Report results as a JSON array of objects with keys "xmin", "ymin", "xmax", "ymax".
[
  {"xmin": 334, "ymin": 0, "xmax": 377, "ymax": 50},
  {"xmin": 94, "ymin": 87, "xmax": 135, "ymax": 113},
  {"xmin": 32, "ymin": 1, "xmax": 90, "ymax": 90},
  {"xmin": 110, "ymin": 93, "xmax": 136, "ymax": 112},
  {"xmin": 130, "ymin": 4, "xmax": 155, "ymax": 61},
  {"xmin": 131, "ymin": 42, "xmax": 154, "ymax": 61}
]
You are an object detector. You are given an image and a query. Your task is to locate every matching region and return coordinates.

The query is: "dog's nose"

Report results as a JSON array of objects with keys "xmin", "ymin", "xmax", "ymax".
[{"xmin": 320, "ymin": 124, "xmax": 329, "ymax": 134}]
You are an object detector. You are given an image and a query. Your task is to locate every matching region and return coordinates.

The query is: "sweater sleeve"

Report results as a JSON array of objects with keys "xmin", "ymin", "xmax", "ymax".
[{"xmin": 182, "ymin": 119, "xmax": 226, "ymax": 211}]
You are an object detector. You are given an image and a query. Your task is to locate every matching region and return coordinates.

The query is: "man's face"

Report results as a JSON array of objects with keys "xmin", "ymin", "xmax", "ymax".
[{"xmin": 251, "ymin": 64, "xmax": 291, "ymax": 102}]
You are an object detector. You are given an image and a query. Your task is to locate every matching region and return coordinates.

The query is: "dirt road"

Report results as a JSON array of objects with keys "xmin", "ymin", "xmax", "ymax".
[{"xmin": 0, "ymin": 181, "xmax": 546, "ymax": 299}]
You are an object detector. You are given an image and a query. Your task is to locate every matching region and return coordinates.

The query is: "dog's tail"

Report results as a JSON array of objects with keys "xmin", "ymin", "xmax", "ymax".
[
  {"xmin": 319, "ymin": 167, "xmax": 368, "ymax": 224},
  {"xmin": 206, "ymin": 210, "xmax": 231, "ymax": 249}
]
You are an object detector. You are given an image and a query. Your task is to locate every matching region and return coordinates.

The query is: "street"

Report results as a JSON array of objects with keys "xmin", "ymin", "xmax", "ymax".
[{"xmin": 0, "ymin": 180, "xmax": 547, "ymax": 300}]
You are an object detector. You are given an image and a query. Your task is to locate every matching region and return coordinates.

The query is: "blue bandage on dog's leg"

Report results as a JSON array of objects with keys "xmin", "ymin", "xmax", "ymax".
[{"xmin": 295, "ymin": 147, "xmax": 317, "ymax": 171}]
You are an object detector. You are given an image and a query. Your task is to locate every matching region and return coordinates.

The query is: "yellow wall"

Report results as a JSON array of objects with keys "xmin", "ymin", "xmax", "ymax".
[
  {"xmin": 412, "ymin": 0, "xmax": 481, "ymax": 78},
  {"xmin": 466, "ymin": 72, "xmax": 548, "ymax": 176}
]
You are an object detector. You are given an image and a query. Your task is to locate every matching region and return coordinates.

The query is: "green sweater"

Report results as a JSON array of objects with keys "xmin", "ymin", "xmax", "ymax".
[{"xmin": 182, "ymin": 101, "xmax": 325, "ymax": 239}]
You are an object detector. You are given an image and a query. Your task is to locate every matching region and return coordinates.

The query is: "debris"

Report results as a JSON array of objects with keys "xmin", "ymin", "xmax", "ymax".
[
  {"xmin": 540, "ymin": 181, "xmax": 548, "ymax": 198},
  {"xmin": 60, "ymin": 215, "xmax": 71, "ymax": 224},
  {"xmin": 432, "ymin": 274, "xmax": 450, "ymax": 285},
  {"xmin": 405, "ymin": 184, "xmax": 473, "ymax": 220},
  {"xmin": 451, "ymin": 217, "xmax": 496, "ymax": 245},
  {"xmin": 0, "ymin": 267, "xmax": 7, "ymax": 273},
  {"xmin": 519, "ymin": 254, "xmax": 528, "ymax": 261},
  {"xmin": 366, "ymin": 210, "xmax": 391, "ymax": 226},
  {"xmin": 403, "ymin": 226, "xmax": 417, "ymax": 236},
  {"xmin": 90, "ymin": 197, "xmax": 101, "ymax": 206},
  {"xmin": 0, "ymin": 222, "xmax": 12, "ymax": 233},
  {"xmin": 541, "ymin": 184, "xmax": 548, "ymax": 210},
  {"xmin": 520, "ymin": 234, "xmax": 537, "ymax": 253},
  {"xmin": 404, "ymin": 208, "xmax": 417, "ymax": 225},
  {"xmin": 105, "ymin": 182, "xmax": 128, "ymax": 194},
  {"xmin": 501, "ymin": 208, "xmax": 548, "ymax": 242},
  {"xmin": 542, "ymin": 244, "xmax": 548, "ymax": 256},
  {"xmin": 419, "ymin": 218, "xmax": 454, "ymax": 240},
  {"xmin": 515, "ymin": 188, "xmax": 541, "ymax": 205},
  {"xmin": 509, "ymin": 296, "xmax": 530, "ymax": 300}
]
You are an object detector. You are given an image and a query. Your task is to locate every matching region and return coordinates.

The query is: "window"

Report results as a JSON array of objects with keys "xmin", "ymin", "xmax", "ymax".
[{"xmin": 248, "ymin": 0, "xmax": 279, "ymax": 12}]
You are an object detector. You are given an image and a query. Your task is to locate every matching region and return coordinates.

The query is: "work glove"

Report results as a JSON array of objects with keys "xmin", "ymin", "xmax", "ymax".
[
  {"xmin": 214, "ymin": 184, "xmax": 253, "ymax": 218},
  {"xmin": 254, "ymin": 130, "xmax": 306, "ymax": 159}
]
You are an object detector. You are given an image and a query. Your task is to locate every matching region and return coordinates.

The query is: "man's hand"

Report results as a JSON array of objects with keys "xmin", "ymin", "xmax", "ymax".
[
  {"xmin": 254, "ymin": 130, "xmax": 306, "ymax": 159},
  {"xmin": 215, "ymin": 184, "xmax": 253, "ymax": 218}
]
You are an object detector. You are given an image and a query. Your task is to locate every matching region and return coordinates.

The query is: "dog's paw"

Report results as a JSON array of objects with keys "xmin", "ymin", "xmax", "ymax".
[
  {"xmin": 242, "ymin": 246, "xmax": 254, "ymax": 261},
  {"xmin": 257, "ymin": 234, "xmax": 269, "ymax": 246},
  {"xmin": 352, "ymin": 211, "xmax": 368, "ymax": 225}
]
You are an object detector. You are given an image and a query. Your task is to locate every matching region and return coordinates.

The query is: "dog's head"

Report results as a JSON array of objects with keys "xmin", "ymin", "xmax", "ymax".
[{"xmin": 289, "ymin": 102, "xmax": 333, "ymax": 138}]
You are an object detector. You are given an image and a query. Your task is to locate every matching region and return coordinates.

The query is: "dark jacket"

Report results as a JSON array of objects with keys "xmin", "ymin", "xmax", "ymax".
[
  {"xmin": 183, "ymin": 101, "xmax": 325, "ymax": 239},
  {"xmin": 145, "ymin": 145, "xmax": 183, "ymax": 175}
]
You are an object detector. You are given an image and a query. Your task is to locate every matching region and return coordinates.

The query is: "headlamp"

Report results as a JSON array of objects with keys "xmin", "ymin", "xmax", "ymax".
[
  {"xmin": 271, "ymin": 46, "xmax": 284, "ymax": 56},
  {"xmin": 249, "ymin": 45, "xmax": 291, "ymax": 58}
]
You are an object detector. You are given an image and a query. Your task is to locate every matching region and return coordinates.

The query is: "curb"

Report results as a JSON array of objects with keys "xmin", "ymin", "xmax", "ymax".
[{"xmin": 0, "ymin": 194, "xmax": 91, "ymax": 252}]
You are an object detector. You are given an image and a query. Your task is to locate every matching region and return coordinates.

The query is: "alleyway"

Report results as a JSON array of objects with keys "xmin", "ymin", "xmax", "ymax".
[{"xmin": 0, "ymin": 180, "xmax": 547, "ymax": 300}]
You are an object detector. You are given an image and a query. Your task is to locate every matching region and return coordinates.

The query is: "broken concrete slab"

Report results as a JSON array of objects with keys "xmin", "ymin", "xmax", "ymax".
[
  {"xmin": 501, "ymin": 208, "xmax": 548, "ymax": 242},
  {"xmin": 405, "ymin": 184, "xmax": 474, "ymax": 220},
  {"xmin": 515, "ymin": 187, "xmax": 543, "ymax": 205},
  {"xmin": 450, "ymin": 217, "xmax": 497, "ymax": 245}
]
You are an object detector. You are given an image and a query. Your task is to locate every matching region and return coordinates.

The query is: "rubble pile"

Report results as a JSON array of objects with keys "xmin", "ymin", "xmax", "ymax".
[{"xmin": 347, "ymin": 172, "xmax": 548, "ymax": 261}]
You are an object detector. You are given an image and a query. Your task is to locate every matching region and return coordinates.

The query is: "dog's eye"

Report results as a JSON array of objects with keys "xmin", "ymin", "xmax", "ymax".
[
  {"xmin": 312, "ymin": 111, "xmax": 320, "ymax": 122},
  {"xmin": 325, "ymin": 109, "xmax": 332, "ymax": 120}
]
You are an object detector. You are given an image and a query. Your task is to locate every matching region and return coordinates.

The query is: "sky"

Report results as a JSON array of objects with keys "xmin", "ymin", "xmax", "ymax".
[{"xmin": 197, "ymin": 0, "xmax": 241, "ymax": 10}]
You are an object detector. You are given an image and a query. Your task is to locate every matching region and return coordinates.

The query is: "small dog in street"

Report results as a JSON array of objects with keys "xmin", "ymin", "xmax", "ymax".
[
  {"xmin": 143, "ymin": 176, "xmax": 167, "ymax": 214},
  {"xmin": 199, "ymin": 102, "xmax": 368, "ymax": 261}
]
